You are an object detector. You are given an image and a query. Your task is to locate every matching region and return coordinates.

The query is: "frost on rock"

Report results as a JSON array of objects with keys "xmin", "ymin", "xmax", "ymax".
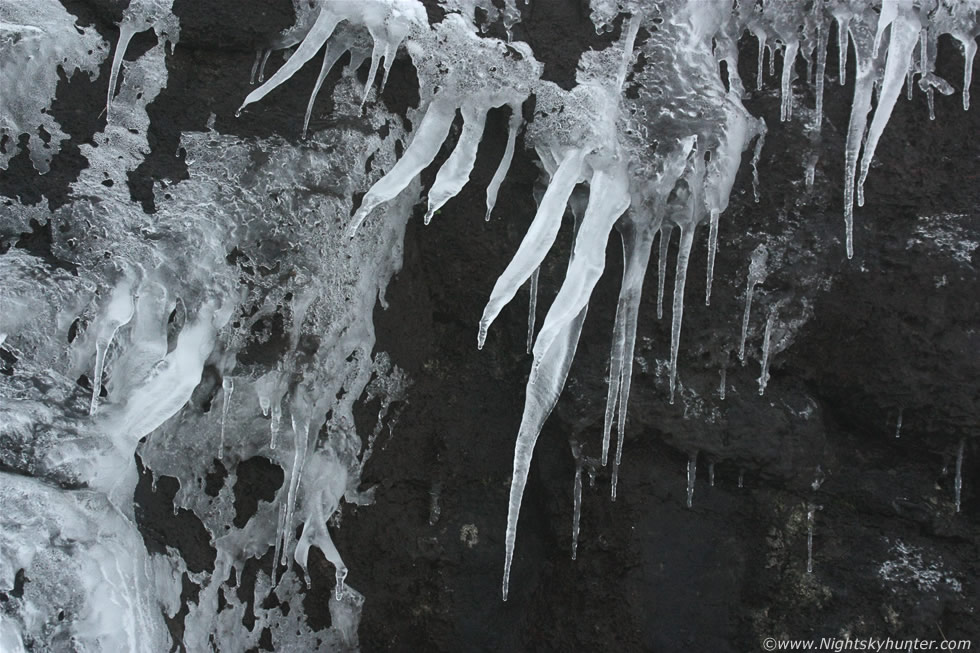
[{"xmin": 0, "ymin": 0, "xmax": 108, "ymax": 173}]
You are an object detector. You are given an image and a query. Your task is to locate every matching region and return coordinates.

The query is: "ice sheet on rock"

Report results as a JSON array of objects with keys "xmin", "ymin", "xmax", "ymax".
[{"xmin": 0, "ymin": 0, "xmax": 108, "ymax": 172}]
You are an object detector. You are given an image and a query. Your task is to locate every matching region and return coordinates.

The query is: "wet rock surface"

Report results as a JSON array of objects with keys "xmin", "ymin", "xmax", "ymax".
[{"xmin": 1, "ymin": 1, "xmax": 977, "ymax": 651}]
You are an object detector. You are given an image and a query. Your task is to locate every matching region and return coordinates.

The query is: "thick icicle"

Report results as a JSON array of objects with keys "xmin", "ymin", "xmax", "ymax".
[
  {"xmin": 531, "ymin": 163, "xmax": 631, "ymax": 369},
  {"xmin": 238, "ymin": 7, "xmax": 343, "ymax": 115},
  {"xmin": 656, "ymin": 224, "xmax": 672, "ymax": 320},
  {"xmin": 686, "ymin": 452, "xmax": 697, "ymax": 509},
  {"xmin": 527, "ymin": 268, "xmax": 539, "ymax": 354},
  {"xmin": 90, "ymin": 278, "xmax": 137, "ymax": 415},
  {"xmin": 739, "ymin": 245, "xmax": 768, "ymax": 364},
  {"xmin": 954, "ymin": 438, "xmax": 964, "ymax": 513},
  {"xmin": 479, "ymin": 148, "xmax": 587, "ymax": 349},
  {"xmin": 780, "ymin": 41, "xmax": 799, "ymax": 122},
  {"xmin": 106, "ymin": 25, "xmax": 137, "ymax": 111},
  {"xmin": 758, "ymin": 305, "xmax": 777, "ymax": 395},
  {"xmin": 856, "ymin": 3, "xmax": 920, "ymax": 210},
  {"xmin": 502, "ymin": 304, "xmax": 588, "ymax": 600},
  {"xmin": 424, "ymin": 105, "xmax": 489, "ymax": 224},
  {"xmin": 348, "ymin": 100, "xmax": 457, "ymax": 236},
  {"xmin": 486, "ymin": 103, "xmax": 523, "ymax": 221}
]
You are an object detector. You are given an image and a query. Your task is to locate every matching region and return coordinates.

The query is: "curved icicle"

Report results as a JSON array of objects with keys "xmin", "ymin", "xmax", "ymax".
[
  {"xmin": 502, "ymin": 304, "xmax": 589, "ymax": 601},
  {"xmin": 360, "ymin": 38, "xmax": 385, "ymax": 107},
  {"xmin": 531, "ymin": 165, "xmax": 630, "ymax": 363},
  {"xmin": 303, "ymin": 44, "xmax": 350, "ymax": 139},
  {"xmin": 106, "ymin": 24, "xmax": 137, "ymax": 112},
  {"xmin": 486, "ymin": 103, "xmax": 523, "ymax": 221},
  {"xmin": 478, "ymin": 148, "xmax": 586, "ymax": 348},
  {"xmin": 856, "ymin": 5, "xmax": 920, "ymax": 210},
  {"xmin": 347, "ymin": 100, "xmax": 457, "ymax": 237},
  {"xmin": 238, "ymin": 7, "xmax": 343, "ymax": 114},
  {"xmin": 424, "ymin": 104, "xmax": 489, "ymax": 224}
]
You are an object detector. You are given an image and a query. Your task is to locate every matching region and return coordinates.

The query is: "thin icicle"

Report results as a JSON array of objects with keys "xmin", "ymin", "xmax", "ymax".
[
  {"xmin": 303, "ymin": 44, "xmax": 350, "ymax": 139},
  {"xmin": 486, "ymin": 103, "xmax": 523, "ymax": 221},
  {"xmin": 856, "ymin": 6, "xmax": 920, "ymax": 210},
  {"xmin": 961, "ymin": 38, "xmax": 976, "ymax": 111},
  {"xmin": 815, "ymin": 18, "xmax": 829, "ymax": 130},
  {"xmin": 806, "ymin": 503, "xmax": 816, "ymax": 573},
  {"xmin": 249, "ymin": 49, "xmax": 264, "ymax": 85},
  {"xmin": 837, "ymin": 15, "xmax": 850, "ymax": 86},
  {"xmin": 106, "ymin": 25, "xmax": 137, "ymax": 112},
  {"xmin": 954, "ymin": 438, "xmax": 964, "ymax": 513},
  {"xmin": 705, "ymin": 209, "xmax": 720, "ymax": 306},
  {"xmin": 89, "ymin": 279, "xmax": 136, "ymax": 415},
  {"xmin": 657, "ymin": 224, "xmax": 672, "ymax": 320},
  {"xmin": 348, "ymin": 100, "xmax": 457, "ymax": 236},
  {"xmin": 719, "ymin": 368, "xmax": 727, "ymax": 400},
  {"xmin": 668, "ymin": 224, "xmax": 696, "ymax": 405},
  {"xmin": 219, "ymin": 377, "xmax": 234, "ymax": 456},
  {"xmin": 527, "ymin": 267, "xmax": 539, "ymax": 354},
  {"xmin": 256, "ymin": 49, "xmax": 272, "ymax": 83},
  {"xmin": 709, "ymin": 461, "xmax": 715, "ymax": 487},
  {"xmin": 360, "ymin": 40, "xmax": 384, "ymax": 108},
  {"xmin": 280, "ymin": 404, "xmax": 312, "ymax": 570},
  {"xmin": 757, "ymin": 32, "xmax": 767, "ymax": 91},
  {"xmin": 479, "ymin": 148, "xmax": 587, "ymax": 349},
  {"xmin": 780, "ymin": 40, "xmax": 799, "ymax": 122},
  {"xmin": 751, "ymin": 124, "xmax": 766, "ymax": 203},
  {"xmin": 739, "ymin": 245, "xmax": 768, "ymax": 364},
  {"xmin": 738, "ymin": 470, "xmax": 744, "ymax": 488},
  {"xmin": 571, "ymin": 442, "xmax": 583, "ymax": 561},
  {"xmin": 424, "ymin": 105, "xmax": 489, "ymax": 224},
  {"xmin": 895, "ymin": 408, "xmax": 903, "ymax": 438},
  {"xmin": 270, "ymin": 400, "xmax": 282, "ymax": 450},
  {"xmin": 758, "ymin": 305, "xmax": 777, "ymax": 395},
  {"xmin": 686, "ymin": 452, "xmax": 697, "ymax": 509}
]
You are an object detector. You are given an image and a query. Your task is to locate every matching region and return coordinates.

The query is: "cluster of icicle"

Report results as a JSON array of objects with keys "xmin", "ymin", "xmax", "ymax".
[{"xmin": 237, "ymin": 0, "xmax": 977, "ymax": 601}]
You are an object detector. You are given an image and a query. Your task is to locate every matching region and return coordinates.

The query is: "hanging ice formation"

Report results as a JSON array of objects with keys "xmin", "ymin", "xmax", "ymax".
[
  {"xmin": 233, "ymin": 0, "xmax": 978, "ymax": 600},
  {"xmin": 2, "ymin": 0, "xmax": 978, "ymax": 644}
]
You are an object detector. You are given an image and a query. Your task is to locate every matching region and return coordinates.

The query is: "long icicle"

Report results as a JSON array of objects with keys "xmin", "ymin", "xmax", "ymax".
[
  {"xmin": 106, "ymin": 24, "xmax": 138, "ymax": 113},
  {"xmin": 668, "ymin": 224, "xmax": 696, "ymax": 405},
  {"xmin": 842, "ymin": 25, "xmax": 877, "ymax": 259},
  {"xmin": 486, "ymin": 103, "xmax": 523, "ymax": 221},
  {"xmin": 656, "ymin": 224, "xmax": 672, "ymax": 320},
  {"xmin": 303, "ymin": 44, "xmax": 350, "ymax": 139},
  {"xmin": 527, "ymin": 267, "xmax": 539, "ymax": 354}
]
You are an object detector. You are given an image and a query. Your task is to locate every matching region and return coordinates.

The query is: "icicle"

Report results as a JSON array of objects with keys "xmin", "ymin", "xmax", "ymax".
[
  {"xmin": 750, "ymin": 126, "xmax": 765, "ymax": 203},
  {"xmin": 709, "ymin": 461, "xmax": 715, "ymax": 487},
  {"xmin": 738, "ymin": 470, "xmax": 744, "ymax": 488},
  {"xmin": 954, "ymin": 438, "xmax": 964, "ymax": 513},
  {"xmin": 270, "ymin": 400, "xmax": 281, "ymax": 450},
  {"xmin": 806, "ymin": 503, "xmax": 816, "ymax": 573},
  {"xmin": 769, "ymin": 44, "xmax": 776, "ymax": 77},
  {"xmin": 238, "ymin": 7, "xmax": 343, "ymax": 115},
  {"xmin": 842, "ymin": 25, "xmax": 877, "ymax": 259},
  {"xmin": 668, "ymin": 223, "xmax": 695, "ymax": 405},
  {"xmin": 280, "ymin": 402, "xmax": 312, "ymax": 571},
  {"xmin": 335, "ymin": 566, "xmax": 348, "ymax": 601},
  {"xmin": 961, "ymin": 38, "xmax": 976, "ymax": 111},
  {"xmin": 780, "ymin": 40, "xmax": 799, "ymax": 122},
  {"xmin": 815, "ymin": 18, "xmax": 829, "ymax": 130},
  {"xmin": 719, "ymin": 367, "xmax": 727, "ymax": 400},
  {"xmin": 758, "ymin": 305, "xmax": 777, "ymax": 395},
  {"xmin": 738, "ymin": 245, "xmax": 768, "ymax": 365},
  {"xmin": 249, "ymin": 49, "xmax": 263, "ymax": 85},
  {"xmin": 106, "ymin": 24, "xmax": 137, "ymax": 112},
  {"xmin": 757, "ymin": 32, "xmax": 767, "ymax": 91},
  {"xmin": 256, "ymin": 49, "xmax": 272, "ymax": 83},
  {"xmin": 348, "ymin": 100, "xmax": 457, "ymax": 236},
  {"xmin": 219, "ymin": 377, "xmax": 234, "ymax": 456},
  {"xmin": 486, "ymin": 103, "xmax": 522, "ymax": 221},
  {"xmin": 527, "ymin": 267, "xmax": 539, "ymax": 354},
  {"xmin": 856, "ymin": 4, "xmax": 920, "ymax": 211},
  {"xmin": 360, "ymin": 40, "xmax": 384, "ymax": 108},
  {"xmin": 836, "ymin": 15, "xmax": 850, "ymax": 86},
  {"xmin": 303, "ymin": 44, "xmax": 350, "ymax": 139},
  {"xmin": 656, "ymin": 224, "xmax": 672, "ymax": 320},
  {"xmin": 479, "ymin": 147, "xmax": 587, "ymax": 349},
  {"xmin": 89, "ymin": 278, "xmax": 136, "ymax": 415},
  {"xmin": 571, "ymin": 443, "xmax": 583, "ymax": 560},
  {"xmin": 805, "ymin": 152, "xmax": 818, "ymax": 192},
  {"xmin": 686, "ymin": 452, "xmax": 697, "ymax": 509},
  {"xmin": 272, "ymin": 502, "xmax": 286, "ymax": 585},
  {"xmin": 425, "ymin": 105, "xmax": 489, "ymax": 224},
  {"xmin": 895, "ymin": 408, "xmax": 903, "ymax": 438},
  {"xmin": 705, "ymin": 209, "xmax": 720, "ymax": 306}
]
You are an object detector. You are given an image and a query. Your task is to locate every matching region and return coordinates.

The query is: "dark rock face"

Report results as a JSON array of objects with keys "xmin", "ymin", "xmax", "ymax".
[{"xmin": 2, "ymin": 1, "xmax": 977, "ymax": 651}]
